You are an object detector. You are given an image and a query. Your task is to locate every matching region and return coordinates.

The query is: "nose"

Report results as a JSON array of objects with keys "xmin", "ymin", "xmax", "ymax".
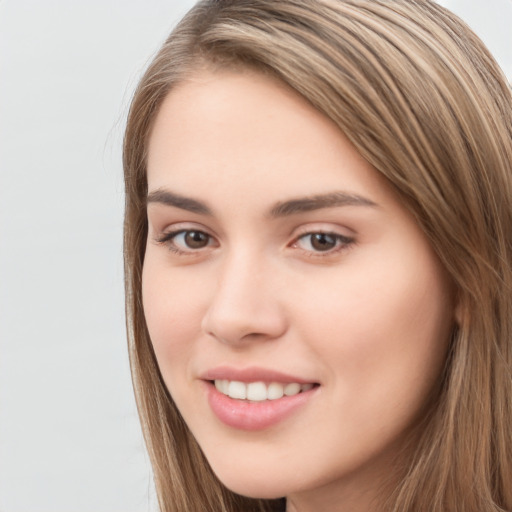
[{"xmin": 201, "ymin": 252, "xmax": 288, "ymax": 346}]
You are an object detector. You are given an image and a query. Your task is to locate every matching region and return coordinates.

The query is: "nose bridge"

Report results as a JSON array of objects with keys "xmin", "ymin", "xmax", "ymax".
[
  {"xmin": 202, "ymin": 246, "xmax": 286, "ymax": 344},
  {"xmin": 219, "ymin": 248, "xmax": 262, "ymax": 300}
]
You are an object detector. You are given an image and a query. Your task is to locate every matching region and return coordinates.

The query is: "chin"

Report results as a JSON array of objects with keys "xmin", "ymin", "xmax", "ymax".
[{"xmin": 212, "ymin": 465, "xmax": 292, "ymax": 500}]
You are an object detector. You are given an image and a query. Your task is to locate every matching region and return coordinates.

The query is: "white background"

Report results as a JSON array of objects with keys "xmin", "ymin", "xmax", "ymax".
[{"xmin": 0, "ymin": 1, "xmax": 510, "ymax": 511}]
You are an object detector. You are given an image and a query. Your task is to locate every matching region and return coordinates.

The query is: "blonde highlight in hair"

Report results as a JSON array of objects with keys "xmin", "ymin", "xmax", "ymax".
[{"xmin": 123, "ymin": 1, "xmax": 512, "ymax": 510}]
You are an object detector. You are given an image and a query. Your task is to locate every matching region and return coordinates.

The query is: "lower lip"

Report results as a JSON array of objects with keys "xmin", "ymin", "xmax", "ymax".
[{"xmin": 205, "ymin": 382, "xmax": 317, "ymax": 431}]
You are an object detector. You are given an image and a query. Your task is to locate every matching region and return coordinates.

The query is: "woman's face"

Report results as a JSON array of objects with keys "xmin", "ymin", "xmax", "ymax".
[{"xmin": 143, "ymin": 68, "xmax": 455, "ymax": 508}]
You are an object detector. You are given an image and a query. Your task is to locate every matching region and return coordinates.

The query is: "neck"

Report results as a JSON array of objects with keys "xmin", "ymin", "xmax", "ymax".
[
  {"xmin": 284, "ymin": 451, "xmax": 400, "ymax": 512},
  {"xmin": 286, "ymin": 482, "xmax": 381, "ymax": 512}
]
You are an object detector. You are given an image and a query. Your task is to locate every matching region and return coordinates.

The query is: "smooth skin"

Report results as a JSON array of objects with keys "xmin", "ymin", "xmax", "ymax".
[{"xmin": 142, "ymin": 68, "xmax": 456, "ymax": 512}]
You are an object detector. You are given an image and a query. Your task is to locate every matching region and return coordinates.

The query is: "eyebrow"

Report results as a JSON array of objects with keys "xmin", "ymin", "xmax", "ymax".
[
  {"xmin": 147, "ymin": 189, "xmax": 213, "ymax": 215},
  {"xmin": 269, "ymin": 191, "xmax": 378, "ymax": 217},
  {"xmin": 146, "ymin": 189, "xmax": 378, "ymax": 217}
]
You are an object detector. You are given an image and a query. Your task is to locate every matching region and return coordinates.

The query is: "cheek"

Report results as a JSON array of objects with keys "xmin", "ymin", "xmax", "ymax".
[
  {"xmin": 295, "ymin": 245, "xmax": 453, "ymax": 418},
  {"xmin": 141, "ymin": 258, "xmax": 204, "ymax": 374}
]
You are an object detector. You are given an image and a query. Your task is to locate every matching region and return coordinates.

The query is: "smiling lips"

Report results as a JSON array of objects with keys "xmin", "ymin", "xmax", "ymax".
[{"xmin": 203, "ymin": 370, "xmax": 318, "ymax": 430}]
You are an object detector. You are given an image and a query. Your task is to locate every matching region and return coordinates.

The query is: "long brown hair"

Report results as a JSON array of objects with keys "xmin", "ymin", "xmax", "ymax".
[{"xmin": 123, "ymin": 1, "xmax": 512, "ymax": 510}]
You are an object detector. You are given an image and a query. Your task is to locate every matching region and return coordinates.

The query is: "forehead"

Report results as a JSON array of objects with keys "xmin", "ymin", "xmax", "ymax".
[{"xmin": 146, "ymin": 68, "xmax": 389, "ymax": 208}]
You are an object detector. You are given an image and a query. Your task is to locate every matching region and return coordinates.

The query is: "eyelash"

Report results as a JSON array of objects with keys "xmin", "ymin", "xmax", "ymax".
[
  {"xmin": 292, "ymin": 232, "xmax": 354, "ymax": 257},
  {"xmin": 155, "ymin": 229, "xmax": 354, "ymax": 258},
  {"xmin": 155, "ymin": 229, "xmax": 216, "ymax": 256}
]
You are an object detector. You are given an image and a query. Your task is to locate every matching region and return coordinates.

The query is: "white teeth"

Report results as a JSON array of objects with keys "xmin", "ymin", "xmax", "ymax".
[
  {"xmin": 267, "ymin": 382, "xmax": 284, "ymax": 400},
  {"xmin": 214, "ymin": 380, "xmax": 314, "ymax": 401},
  {"xmin": 284, "ymin": 383, "xmax": 301, "ymax": 396},
  {"xmin": 214, "ymin": 379, "xmax": 229, "ymax": 394},
  {"xmin": 246, "ymin": 382, "xmax": 267, "ymax": 401},
  {"xmin": 228, "ymin": 380, "xmax": 246, "ymax": 399}
]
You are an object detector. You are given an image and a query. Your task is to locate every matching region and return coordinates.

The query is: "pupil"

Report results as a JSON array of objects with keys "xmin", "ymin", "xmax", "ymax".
[
  {"xmin": 185, "ymin": 231, "xmax": 208, "ymax": 248},
  {"xmin": 311, "ymin": 233, "xmax": 336, "ymax": 251}
]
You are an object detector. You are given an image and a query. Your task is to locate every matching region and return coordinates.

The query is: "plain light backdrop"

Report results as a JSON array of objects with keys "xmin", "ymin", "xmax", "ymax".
[{"xmin": 0, "ymin": 1, "xmax": 510, "ymax": 511}]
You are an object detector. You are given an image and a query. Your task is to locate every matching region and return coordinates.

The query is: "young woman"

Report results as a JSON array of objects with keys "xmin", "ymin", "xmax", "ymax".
[{"xmin": 123, "ymin": 1, "xmax": 512, "ymax": 511}]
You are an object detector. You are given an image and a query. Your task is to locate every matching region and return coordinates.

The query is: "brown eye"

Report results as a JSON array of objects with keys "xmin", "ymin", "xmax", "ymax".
[
  {"xmin": 310, "ymin": 233, "xmax": 337, "ymax": 251},
  {"xmin": 295, "ymin": 232, "xmax": 353, "ymax": 255},
  {"xmin": 183, "ymin": 230, "xmax": 210, "ymax": 249},
  {"xmin": 158, "ymin": 229, "xmax": 215, "ymax": 253}
]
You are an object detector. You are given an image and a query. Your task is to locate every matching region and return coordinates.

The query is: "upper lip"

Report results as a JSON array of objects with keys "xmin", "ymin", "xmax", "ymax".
[{"xmin": 200, "ymin": 366, "xmax": 317, "ymax": 384}]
